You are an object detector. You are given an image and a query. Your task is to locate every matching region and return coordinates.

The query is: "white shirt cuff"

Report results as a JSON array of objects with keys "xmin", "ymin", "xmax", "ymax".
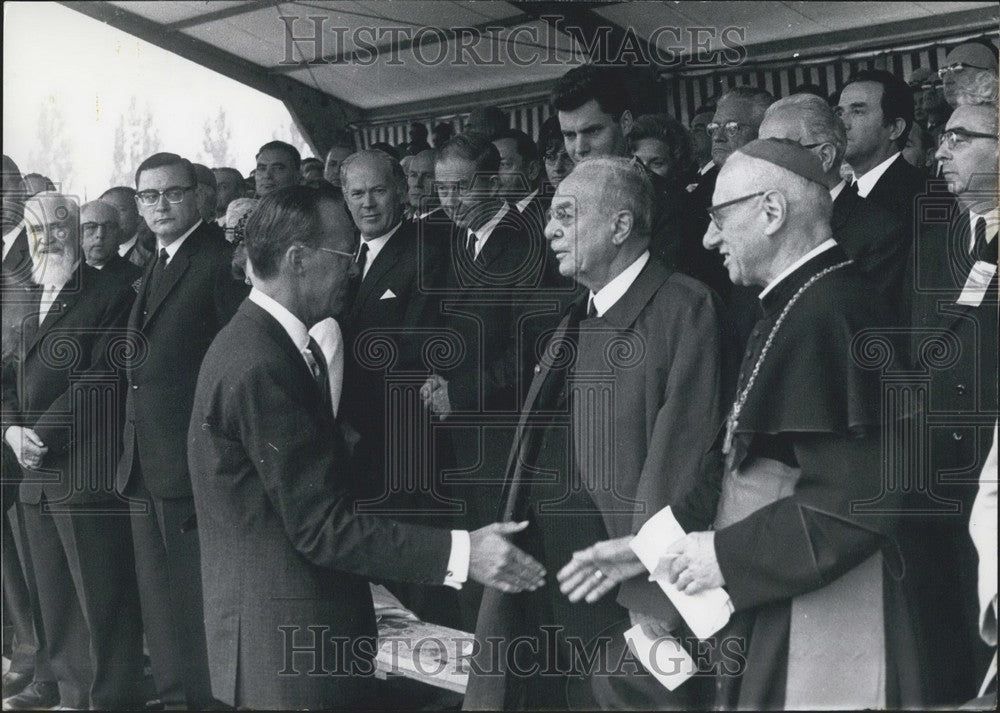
[{"xmin": 443, "ymin": 529, "xmax": 470, "ymax": 590}]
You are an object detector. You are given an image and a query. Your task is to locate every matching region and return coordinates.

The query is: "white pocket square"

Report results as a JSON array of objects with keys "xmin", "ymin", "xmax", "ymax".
[{"xmin": 380, "ymin": 289, "xmax": 397, "ymax": 300}]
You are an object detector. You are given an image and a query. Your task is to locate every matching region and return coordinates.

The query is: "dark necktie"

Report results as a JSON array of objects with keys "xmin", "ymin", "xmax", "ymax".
[
  {"xmin": 972, "ymin": 217, "xmax": 997, "ymax": 263},
  {"xmin": 843, "ymin": 178, "xmax": 859, "ymax": 198},
  {"xmin": 356, "ymin": 242, "xmax": 369, "ymax": 279},
  {"xmin": 146, "ymin": 248, "xmax": 169, "ymax": 300},
  {"xmin": 306, "ymin": 336, "xmax": 332, "ymax": 414}
]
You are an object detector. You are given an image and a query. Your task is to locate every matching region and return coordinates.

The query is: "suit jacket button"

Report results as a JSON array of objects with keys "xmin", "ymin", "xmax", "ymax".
[
  {"xmin": 952, "ymin": 431, "xmax": 964, "ymax": 441},
  {"xmin": 534, "ymin": 364, "xmax": 541, "ymax": 373},
  {"xmin": 132, "ymin": 384, "xmax": 139, "ymax": 390},
  {"xmin": 955, "ymin": 383, "xmax": 966, "ymax": 395}
]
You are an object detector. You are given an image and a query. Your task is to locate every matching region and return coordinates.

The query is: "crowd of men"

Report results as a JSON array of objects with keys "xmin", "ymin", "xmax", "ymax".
[{"xmin": 1, "ymin": 39, "xmax": 997, "ymax": 711}]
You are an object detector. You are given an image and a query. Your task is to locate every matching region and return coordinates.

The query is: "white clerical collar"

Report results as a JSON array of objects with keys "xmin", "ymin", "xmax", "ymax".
[
  {"xmin": 589, "ymin": 251, "xmax": 650, "ymax": 317},
  {"xmin": 829, "ymin": 179, "xmax": 847, "ymax": 202},
  {"xmin": 515, "ymin": 189, "xmax": 539, "ymax": 214},
  {"xmin": 968, "ymin": 206, "xmax": 999, "ymax": 253},
  {"xmin": 699, "ymin": 160, "xmax": 715, "ymax": 176},
  {"xmin": 117, "ymin": 234, "xmax": 138, "ymax": 257},
  {"xmin": 854, "ymin": 152, "xmax": 901, "ymax": 198},
  {"xmin": 2, "ymin": 220, "xmax": 25, "ymax": 261},
  {"xmin": 469, "ymin": 202, "xmax": 510, "ymax": 258},
  {"xmin": 360, "ymin": 221, "xmax": 402, "ymax": 276},
  {"xmin": 759, "ymin": 239, "xmax": 839, "ymax": 300},
  {"xmin": 158, "ymin": 220, "xmax": 202, "ymax": 264},
  {"xmin": 249, "ymin": 288, "xmax": 310, "ymax": 353}
]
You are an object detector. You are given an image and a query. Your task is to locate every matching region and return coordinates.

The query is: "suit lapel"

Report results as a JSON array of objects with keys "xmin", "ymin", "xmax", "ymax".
[
  {"xmin": 142, "ymin": 229, "xmax": 199, "ymax": 328},
  {"xmin": 355, "ymin": 225, "xmax": 408, "ymax": 312},
  {"xmin": 27, "ymin": 266, "xmax": 85, "ymax": 355}
]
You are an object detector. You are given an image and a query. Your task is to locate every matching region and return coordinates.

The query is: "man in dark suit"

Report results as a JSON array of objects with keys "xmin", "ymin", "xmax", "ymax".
[
  {"xmin": 492, "ymin": 128, "xmax": 547, "ymax": 238},
  {"xmin": 905, "ymin": 99, "xmax": 998, "ymax": 706},
  {"xmin": 187, "ymin": 185, "xmax": 546, "ymax": 709},
  {"xmin": 837, "ymin": 69, "xmax": 928, "ymax": 221},
  {"xmin": 80, "ymin": 200, "xmax": 142, "ymax": 284},
  {"xmin": 2, "ymin": 193, "xmax": 142, "ymax": 710},
  {"xmin": 99, "ymin": 187, "xmax": 153, "ymax": 270},
  {"xmin": 1, "ymin": 155, "xmax": 53, "ymax": 708},
  {"xmin": 465, "ymin": 158, "xmax": 729, "ymax": 709},
  {"xmin": 422, "ymin": 133, "xmax": 567, "ymax": 529},
  {"xmin": 116, "ymin": 152, "xmax": 248, "ymax": 709},
  {"xmin": 337, "ymin": 149, "xmax": 459, "ymax": 625},
  {"xmin": 760, "ymin": 93, "xmax": 911, "ymax": 319}
]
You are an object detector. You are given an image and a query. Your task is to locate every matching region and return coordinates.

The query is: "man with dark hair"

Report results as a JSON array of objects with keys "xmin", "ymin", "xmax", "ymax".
[
  {"xmin": 837, "ymin": 69, "xmax": 926, "ymax": 219},
  {"xmin": 255, "ymin": 140, "xmax": 300, "ymax": 197},
  {"xmin": 300, "ymin": 156, "xmax": 324, "ymax": 188},
  {"xmin": 432, "ymin": 121, "xmax": 454, "ymax": 148},
  {"xmin": 80, "ymin": 199, "xmax": 142, "ymax": 282},
  {"xmin": 323, "ymin": 143, "xmax": 354, "ymax": 189},
  {"xmin": 22, "ymin": 173, "xmax": 55, "ymax": 197},
  {"xmin": 492, "ymin": 128, "xmax": 546, "ymax": 235},
  {"xmin": 538, "ymin": 115, "xmax": 573, "ymax": 190},
  {"xmin": 211, "ymin": 167, "xmax": 244, "ymax": 224},
  {"xmin": 117, "ymin": 151, "xmax": 247, "ymax": 709},
  {"xmin": 406, "ymin": 121, "xmax": 431, "ymax": 155},
  {"xmin": 3, "ymin": 193, "xmax": 142, "ymax": 710},
  {"xmin": 465, "ymin": 107, "xmax": 508, "ymax": 139},
  {"xmin": 552, "ymin": 65, "xmax": 633, "ymax": 162},
  {"xmin": 192, "ymin": 163, "xmax": 219, "ymax": 227},
  {"xmin": 99, "ymin": 186, "xmax": 153, "ymax": 269},
  {"xmin": 760, "ymin": 93, "xmax": 911, "ymax": 318},
  {"xmin": 689, "ymin": 104, "xmax": 716, "ymax": 177},
  {"xmin": 405, "ymin": 149, "xmax": 440, "ymax": 220},
  {"xmin": 187, "ymin": 184, "xmax": 545, "ymax": 709},
  {"xmin": 426, "ymin": 133, "xmax": 566, "ymax": 625}
]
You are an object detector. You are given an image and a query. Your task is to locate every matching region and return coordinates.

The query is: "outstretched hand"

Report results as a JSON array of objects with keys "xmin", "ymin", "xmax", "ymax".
[
  {"xmin": 556, "ymin": 536, "xmax": 646, "ymax": 604},
  {"xmin": 469, "ymin": 521, "xmax": 546, "ymax": 594}
]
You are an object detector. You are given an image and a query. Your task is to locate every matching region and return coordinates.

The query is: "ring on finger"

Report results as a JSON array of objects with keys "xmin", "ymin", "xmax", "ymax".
[{"xmin": 593, "ymin": 569, "xmax": 604, "ymax": 581}]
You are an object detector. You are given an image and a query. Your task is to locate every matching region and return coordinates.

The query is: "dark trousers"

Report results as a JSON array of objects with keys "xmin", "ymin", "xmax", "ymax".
[
  {"xmin": 125, "ymin": 467, "xmax": 215, "ymax": 708},
  {"xmin": 20, "ymin": 499, "xmax": 143, "ymax": 709},
  {"xmin": 3, "ymin": 503, "xmax": 42, "ymax": 676}
]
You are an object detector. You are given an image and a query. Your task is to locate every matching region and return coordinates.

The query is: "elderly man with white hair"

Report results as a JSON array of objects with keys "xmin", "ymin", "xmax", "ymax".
[
  {"xmin": 2, "ymin": 192, "xmax": 142, "ymax": 710},
  {"xmin": 466, "ymin": 157, "xmax": 730, "ymax": 710}
]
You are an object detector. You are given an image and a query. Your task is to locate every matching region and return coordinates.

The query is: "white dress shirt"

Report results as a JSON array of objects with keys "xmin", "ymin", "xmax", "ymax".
[
  {"xmin": 968, "ymin": 207, "xmax": 999, "ymax": 255},
  {"xmin": 759, "ymin": 239, "xmax": 839, "ymax": 300},
  {"xmin": 117, "ymin": 234, "xmax": 138, "ymax": 257},
  {"xmin": 515, "ymin": 189, "xmax": 539, "ymax": 214},
  {"xmin": 854, "ymin": 152, "xmax": 901, "ymax": 199},
  {"xmin": 829, "ymin": 179, "xmax": 847, "ymax": 202},
  {"xmin": 247, "ymin": 288, "xmax": 469, "ymax": 588},
  {"xmin": 158, "ymin": 220, "xmax": 203, "ymax": 265},
  {"xmin": 589, "ymin": 251, "xmax": 650, "ymax": 317},
  {"xmin": 2, "ymin": 220, "xmax": 25, "ymax": 261},
  {"xmin": 359, "ymin": 221, "xmax": 402, "ymax": 280},
  {"xmin": 468, "ymin": 202, "xmax": 510, "ymax": 259}
]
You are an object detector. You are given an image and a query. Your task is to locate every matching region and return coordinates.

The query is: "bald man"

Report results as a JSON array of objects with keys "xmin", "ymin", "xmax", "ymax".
[
  {"xmin": 3, "ymin": 193, "xmax": 142, "ymax": 710},
  {"xmin": 467, "ymin": 158, "xmax": 729, "ymax": 710},
  {"xmin": 660, "ymin": 139, "xmax": 919, "ymax": 708},
  {"xmin": 80, "ymin": 200, "xmax": 142, "ymax": 283}
]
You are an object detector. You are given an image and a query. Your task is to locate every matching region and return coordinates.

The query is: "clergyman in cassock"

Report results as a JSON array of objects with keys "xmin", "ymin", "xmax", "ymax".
[{"xmin": 658, "ymin": 139, "xmax": 923, "ymax": 709}]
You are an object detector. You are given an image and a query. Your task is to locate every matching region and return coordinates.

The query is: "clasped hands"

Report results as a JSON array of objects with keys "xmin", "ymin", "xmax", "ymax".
[
  {"xmin": 4, "ymin": 426, "xmax": 47, "ymax": 470},
  {"xmin": 419, "ymin": 374, "xmax": 451, "ymax": 420}
]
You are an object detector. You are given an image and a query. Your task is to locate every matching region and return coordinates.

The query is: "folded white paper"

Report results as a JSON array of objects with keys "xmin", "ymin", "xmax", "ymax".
[
  {"xmin": 630, "ymin": 506, "xmax": 733, "ymax": 639},
  {"xmin": 624, "ymin": 624, "xmax": 696, "ymax": 691}
]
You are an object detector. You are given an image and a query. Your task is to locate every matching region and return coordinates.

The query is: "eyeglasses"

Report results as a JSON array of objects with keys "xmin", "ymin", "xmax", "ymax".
[
  {"xmin": 706, "ymin": 121, "xmax": 751, "ymax": 138},
  {"xmin": 938, "ymin": 128, "xmax": 998, "ymax": 150},
  {"xmin": 81, "ymin": 221, "xmax": 119, "ymax": 233},
  {"xmin": 135, "ymin": 185, "xmax": 196, "ymax": 206},
  {"xmin": 706, "ymin": 191, "xmax": 767, "ymax": 230},
  {"xmin": 938, "ymin": 62, "xmax": 991, "ymax": 79},
  {"xmin": 545, "ymin": 205, "xmax": 575, "ymax": 227}
]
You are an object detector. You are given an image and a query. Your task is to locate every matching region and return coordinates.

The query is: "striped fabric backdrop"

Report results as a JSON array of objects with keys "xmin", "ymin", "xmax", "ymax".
[{"xmin": 353, "ymin": 31, "xmax": 997, "ymax": 148}]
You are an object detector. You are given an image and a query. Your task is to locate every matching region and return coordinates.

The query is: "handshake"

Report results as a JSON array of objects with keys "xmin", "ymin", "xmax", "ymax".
[{"xmin": 467, "ymin": 521, "xmax": 546, "ymax": 593}]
